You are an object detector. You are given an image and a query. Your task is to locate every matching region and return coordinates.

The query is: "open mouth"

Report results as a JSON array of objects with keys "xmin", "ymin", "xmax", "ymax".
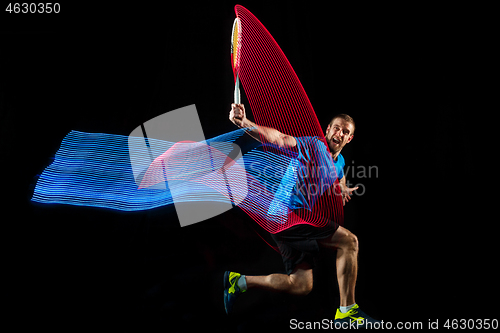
[{"xmin": 332, "ymin": 137, "xmax": 340, "ymax": 145}]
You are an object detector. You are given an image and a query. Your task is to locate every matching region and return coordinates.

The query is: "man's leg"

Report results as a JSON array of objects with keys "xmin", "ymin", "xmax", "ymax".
[
  {"xmin": 318, "ymin": 226, "xmax": 358, "ymax": 307},
  {"xmin": 224, "ymin": 262, "xmax": 313, "ymax": 314},
  {"xmin": 245, "ymin": 262, "xmax": 313, "ymax": 296}
]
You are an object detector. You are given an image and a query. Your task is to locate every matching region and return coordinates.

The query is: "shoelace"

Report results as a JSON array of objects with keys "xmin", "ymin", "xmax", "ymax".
[{"xmin": 347, "ymin": 309, "xmax": 366, "ymax": 322}]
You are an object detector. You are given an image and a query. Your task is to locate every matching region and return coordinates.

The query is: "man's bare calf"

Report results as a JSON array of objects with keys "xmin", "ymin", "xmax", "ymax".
[{"xmin": 245, "ymin": 262, "xmax": 313, "ymax": 296}]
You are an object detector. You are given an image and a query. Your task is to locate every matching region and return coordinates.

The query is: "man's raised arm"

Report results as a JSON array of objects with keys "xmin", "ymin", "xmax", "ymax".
[{"xmin": 229, "ymin": 103, "xmax": 297, "ymax": 148}]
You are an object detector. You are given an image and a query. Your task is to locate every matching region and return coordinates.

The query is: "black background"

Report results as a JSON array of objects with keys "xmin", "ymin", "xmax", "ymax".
[{"xmin": 2, "ymin": 2, "xmax": 496, "ymax": 331}]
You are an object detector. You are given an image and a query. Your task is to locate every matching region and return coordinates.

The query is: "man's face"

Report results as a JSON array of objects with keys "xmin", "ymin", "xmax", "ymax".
[{"xmin": 325, "ymin": 118, "xmax": 354, "ymax": 154}]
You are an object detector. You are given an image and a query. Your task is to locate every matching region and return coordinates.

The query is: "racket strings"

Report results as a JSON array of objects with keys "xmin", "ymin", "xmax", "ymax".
[{"xmin": 234, "ymin": 5, "xmax": 343, "ymax": 233}]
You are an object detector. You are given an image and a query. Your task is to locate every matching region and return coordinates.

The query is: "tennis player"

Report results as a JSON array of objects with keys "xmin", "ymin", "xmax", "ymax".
[{"xmin": 224, "ymin": 103, "xmax": 379, "ymax": 326}]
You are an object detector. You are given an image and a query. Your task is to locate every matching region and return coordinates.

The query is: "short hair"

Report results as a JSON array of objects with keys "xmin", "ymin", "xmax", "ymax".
[{"xmin": 329, "ymin": 114, "xmax": 355, "ymax": 133}]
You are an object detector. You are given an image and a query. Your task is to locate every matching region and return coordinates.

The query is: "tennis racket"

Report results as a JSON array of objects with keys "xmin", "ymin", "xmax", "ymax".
[{"xmin": 231, "ymin": 17, "xmax": 242, "ymax": 104}]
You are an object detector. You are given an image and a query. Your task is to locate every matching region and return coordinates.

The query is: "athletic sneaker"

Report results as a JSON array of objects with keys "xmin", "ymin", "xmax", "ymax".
[
  {"xmin": 223, "ymin": 271, "xmax": 246, "ymax": 314},
  {"xmin": 334, "ymin": 304, "xmax": 380, "ymax": 328}
]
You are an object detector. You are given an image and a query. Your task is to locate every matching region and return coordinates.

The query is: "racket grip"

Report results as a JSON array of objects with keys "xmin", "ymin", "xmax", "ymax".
[{"xmin": 234, "ymin": 75, "xmax": 241, "ymax": 104}]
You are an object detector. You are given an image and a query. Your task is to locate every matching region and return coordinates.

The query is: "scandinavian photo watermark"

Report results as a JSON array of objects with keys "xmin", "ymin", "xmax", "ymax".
[{"xmin": 247, "ymin": 159, "xmax": 378, "ymax": 199}]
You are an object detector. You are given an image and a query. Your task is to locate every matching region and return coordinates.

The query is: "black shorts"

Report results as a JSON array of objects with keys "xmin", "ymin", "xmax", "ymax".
[{"xmin": 270, "ymin": 220, "xmax": 340, "ymax": 275}]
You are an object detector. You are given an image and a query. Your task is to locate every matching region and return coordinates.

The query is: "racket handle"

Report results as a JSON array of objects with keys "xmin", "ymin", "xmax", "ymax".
[{"xmin": 234, "ymin": 74, "xmax": 241, "ymax": 104}]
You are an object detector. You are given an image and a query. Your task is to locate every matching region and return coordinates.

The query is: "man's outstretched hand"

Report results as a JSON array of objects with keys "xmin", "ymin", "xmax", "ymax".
[{"xmin": 341, "ymin": 185, "xmax": 359, "ymax": 206}]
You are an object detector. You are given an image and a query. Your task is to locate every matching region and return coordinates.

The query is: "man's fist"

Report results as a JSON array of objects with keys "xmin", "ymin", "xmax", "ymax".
[{"xmin": 229, "ymin": 103, "xmax": 247, "ymax": 128}]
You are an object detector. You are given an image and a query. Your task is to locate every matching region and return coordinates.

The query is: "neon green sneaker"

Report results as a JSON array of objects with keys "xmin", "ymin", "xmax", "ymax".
[
  {"xmin": 223, "ymin": 271, "xmax": 246, "ymax": 314},
  {"xmin": 334, "ymin": 304, "xmax": 380, "ymax": 328}
]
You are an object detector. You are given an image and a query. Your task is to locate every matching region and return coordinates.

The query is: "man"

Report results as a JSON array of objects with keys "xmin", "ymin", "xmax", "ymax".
[{"xmin": 224, "ymin": 103, "xmax": 379, "ymax": 326}]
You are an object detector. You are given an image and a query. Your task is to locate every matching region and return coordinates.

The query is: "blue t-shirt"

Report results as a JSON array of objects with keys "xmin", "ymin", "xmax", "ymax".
[{"xmin": 289, "ymin": 136, "xmax": 344, "ymax": 211}]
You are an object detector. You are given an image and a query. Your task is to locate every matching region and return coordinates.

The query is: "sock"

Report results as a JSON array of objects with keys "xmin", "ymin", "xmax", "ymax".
[
  {"xmin": 339, "ymin": 303, "xmax": 356, "ymax": 313},
  {"xmin": 237, "ymin": 275, "xmax": 247, "ymax": 292}
]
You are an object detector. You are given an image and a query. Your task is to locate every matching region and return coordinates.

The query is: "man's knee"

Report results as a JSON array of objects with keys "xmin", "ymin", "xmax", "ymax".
[
  {"xmin": 290, "ymin": 270, "xmax": 313, "ymax": 296},
  {"xmin": 336, "ymin": 228, "xmax": 359, "ymax": 253},
  {"xmin": 319, "ymin": 226, "xmax": 359, "ymax": 251},
  {"xmin": 346, "ymin": 232, "xmax": 359, "ymax": 253}
]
